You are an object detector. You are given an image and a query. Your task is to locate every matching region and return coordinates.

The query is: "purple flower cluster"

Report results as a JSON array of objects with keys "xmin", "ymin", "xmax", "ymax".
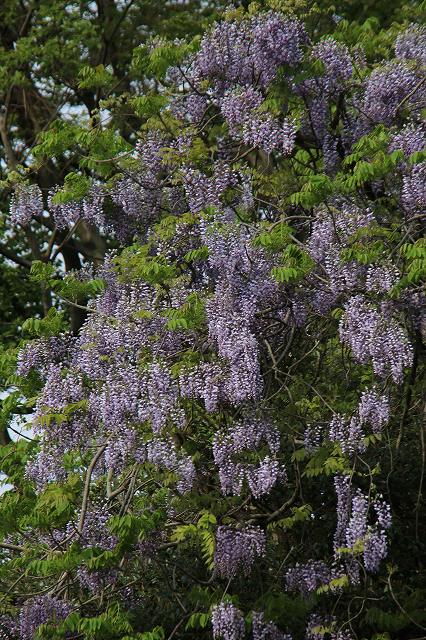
[
  {"xmin": 345, "ymin": 489, "xmax": 368, "ymax": 548},
  {"xmin": 179, "ymin": 361, "xmax": 226, "ymax": 412},
  {"xmin": 171, "ymin": 93, "xmax": 209, "ymax": 124},
  {"xmin": 333, "ymin": 475, "xmax": 352, "ymax": 552},
  {"xmin": 16, "ymin": 334, "xmax": 74, "ymax": 378},
  {"xmin": 395, "ymin": 24, "xmax": 426, "ymax": 64},
  {"xmin": 9, "ymin": 183, "xmax": 44, "ymax": 226},
  {"xmin": 220, "ymin": 87, "xmax": 264, "ymax": 135},
  {"xmin": 48, "ymin": 185, "xmax": 105, "ymax": 231},
  {"xmin": 314, "ymin": 387, "xmax": 389, "ymax": 457},
  {"xmin": 362, "ymin": 63, "xmax": 425, "ymax": 125},
  {"xmin": 365, "ymin": 263, "xmax": 399, "ymax": 293},
  {"xmin": 213, "ymin": 418, "xmax": 284, "ymax": 497},
  {"xmin": 214, "ymin": 525, "xmax": 266, "ymax": 579},
  {"xmin": 303, "ymin": 422, "xmax": 325, "ymax": 453},
  {"xmin": 311, "ymin": 38, "xmax": 353, "ymax": 94},
  {"xmin": 16, "ymin": 595, "xmax": 72, "ymax": 640},
  {"xmin": 182, "ymin": 162, "xmax": 236, "ymax": 213},
  {"xmin": 212, "ymin": 602, "xmax": 245, "ymax": 640},
  {"xmin": 252, "ymin": 612, "xmax": 292, "ymax": 640},
  {"xmin": 76, "ymin": 566, "xmax": 118, "ymax": 594},
  {"xmin": 250, "ymin": 13, "xmax": 307, "ymax": 86},
  {"xmin": 363, "ymin": 496, "xmax": 392, "ymax": 573},
  {"xmin": 192, "ymin": 13, "xmax": 306, "ymax": 91},
  {"xmin": 220, "ymin": 84, "xmax": 296, "ymax": 154},
  {"xmin": 25, "ymin": 366, "xmax": 90, "ymax": 487},
  {"xmin": 389, "ymin": 122, "xmax": 426, "ymax": 158},
  {"xmin": 285, "ymin": 560, "xmax": 332, "ymax": 596},
  {"xmin": 111, "ymin": 176, "xmax": 161, "ymax": 241},
  {"xmin": 136, "ymin": 437, "xmax": 196, "ymax": 494},
  {"xmin": 401, "ymin": 162, "xmax": 426, "ymax": 216},
  {"xmin": 203, "ymin": 217, "xmax": 278, "ymax": 404},
  {"xmin": 358, "ymin": 388, "xmax": 390, "ymax": 433},
  {"xmin": 242, "ymin": 115, "xmax": 296, "ymax": 155},
  {"xmin": 78, "ymin": 505, "xmax": 118, "ymax": 550},
  {"xmin": 308, "ymin": 205, "xmax": 375, "ymax": 295},
  {"xmin": 25, "ymin": 448, "xmax": 68, "ymax": 489},
  {"xmin": 323, "ymin": 133, "xmax": 340, "ymax": 175},
  {"xmin": 183, "ymin": 14, "xmax": 304, "ymax": 153},
  {"xmin": 108, "ymin": 133, "xmax": 166, "ymax": 240},
  {"xmin": 339, "ymin": 295, "xmax": 413, "ymax": 383},
  {"xmin": 333, "ymin": 477, "xmax": 392, "ymax": 575},
  {"xmin": 329, "ymin": 414, "xmax": 365, "ymax": 455}
]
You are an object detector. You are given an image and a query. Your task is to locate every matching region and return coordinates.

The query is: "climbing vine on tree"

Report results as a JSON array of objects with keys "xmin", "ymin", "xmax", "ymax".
[{"xmin": 0, "ymin": 1, "xmax": 425, "ymax": 639}]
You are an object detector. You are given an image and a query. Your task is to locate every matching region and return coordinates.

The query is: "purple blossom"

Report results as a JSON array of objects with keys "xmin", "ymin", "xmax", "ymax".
[
  {"xmin": 323, "ymin": 133, "xmax": 340, "ymax": 175},
  {"xmin": 179, "ymin": 361, "xmax": 226, "ymax": 412},
  {"xmin": 358, "ymin": 389, "xmax": 390, "ymax": 433},
  {"xmin": 362, "ymin": 63, "xmax": 425, "ymax": 125},
  {"xmin": 311, "ymin": 38, "xmax": 353, "ymax": 93},
  {"xmin": 110, "ymin": 175, "xmax": 162, "ymax": 240},
  {"xmin": 220, "ymin": 87, "xmax": 263, "ymax": 135},
  {"xmin": 182, "ymin": 163, "xmax": 236, "ymax": 213},
  {"xmin": 373, "ymin": 496, "xmax": 392, "ymax": 530},
  {"xmin": 339, "ymin": 295, "xmax": 413, "ymax": 383},
  {"xmin": 285, "ymin": 560, "xmax": 332, "ymax": 596},
  {"xmin": 389, "ymin": 122, "xmax": 426, "ymax": 158},
  {"xmin": 395, "ymin": 24, "xmax": 426, "ymax": 64},
  {"xmin": 213, "ymin": 418, "xmax": 283, "ymax": 497},
  {"xmin": 252, "ymin": 612, "xmax": 292, "ymax": 640},
  {"xmin": 212, "ymin": 602, "xmax": 245, "ymax": 640},
  {"xmin": 215, "ymin": 526, "xmax": 266, "ymax": 578},
  {"xmin": 308, "ymin": 205, "xmax": 374, "ymax": 294},
  {"xmin": 204, "ymin": 220, "xmax": 278, "ymax": 404},
  {"xmin": 76, "ymin": 566, "xmax": 118, "ymax": 594},
  {"xmin": 16, "ymin": 595, "xmax": 72, "ymax": 640},
  {"xmin": 303, "ymin": 423, "xmax": 324, "ymax": 452},
  {"xmin": 16, "ymin": 334, "xmax": 74, "ymax": 378},
  {"xmin": 192, "ymin": 20, "xmax": 252, "ymax": 88},
  {"xmin": 329, "ymin": 414, "xmax": 365, "ymax": 455},
  {"xmin": 78, "ymin": 505, "xmax": 118, "ymax": 550},
  {"xmin": 48, "ymin": 186, "xmax": 105, "ymax": 231},
  {"xmin": 242, "ymin": 115, "xmax": 296, "ymax": 155},
  {"xmin": 192, "ymin": 14, "xmax": 306, "ymax": 91},
  {"xmin": 334, "ymin": 479, "xmax": 392, "ymax": 575},
  {"xmin": 145, "ymin": 360, "xmax": 184, "ymax": 435},
  {"xmin": 250, "ymin": 13, "xmax": 307, "ymax": 86},
  {"xmin": 334, "ymin": 475, "xmax": 352, "ymax": 551},
  {"xmin": 363, "ymin": 529, "xmax": 388, "ymax": 572},
  {"xmin": 25, "ymin": 448, "xmax": 68, "ymax": 489},
  {"xmin": 303, "ymin": 96, "xmax": 327, "ymax": 141},
  {"xmin": 137, "ymin": 437, "xmax": 196, "ymax": 494},
  {"xmin": 365, "ymin": 263, "xmax": 399, "ymax": 293},
  {"xmin": 345, "ymin": 490, "xmax": 368, "ymax": 549},
  {"xmin": 31, "ymin": 365, "xmax": 89, "ymax": 456},
  {"xmin": 171, "ymin": 93, "xmax": 209, "ymax": 123},
  {"xmin": 9, "ymin": 183, "xmax": 44, "ymax": 226},
  {"xmin": 401, "ymin": 162, "xmax": 426, "ymax": 217}
]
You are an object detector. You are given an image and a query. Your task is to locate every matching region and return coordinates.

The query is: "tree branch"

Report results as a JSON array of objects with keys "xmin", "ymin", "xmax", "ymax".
[{"xmin": 0, "ymin": 245, "xmax": 31, "ymax": 268}]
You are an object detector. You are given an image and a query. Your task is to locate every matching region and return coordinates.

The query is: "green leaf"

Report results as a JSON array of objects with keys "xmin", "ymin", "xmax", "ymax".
[
  {"xmin": 185, "ymin": 613, "xmax": 210, "ymax": 631},
  {"xmin": 77, "ymin": 64, "xmax": 114, "ymax": 90},
  {"xmin": 50, "ymin": 172, "xmax": 91, "ymax": 205}
]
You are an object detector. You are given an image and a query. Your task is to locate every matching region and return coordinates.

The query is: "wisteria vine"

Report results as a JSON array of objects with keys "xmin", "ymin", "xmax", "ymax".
[{"xmin": 1, "ymin": 6, "xmax": 425, "ymax": 640}]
